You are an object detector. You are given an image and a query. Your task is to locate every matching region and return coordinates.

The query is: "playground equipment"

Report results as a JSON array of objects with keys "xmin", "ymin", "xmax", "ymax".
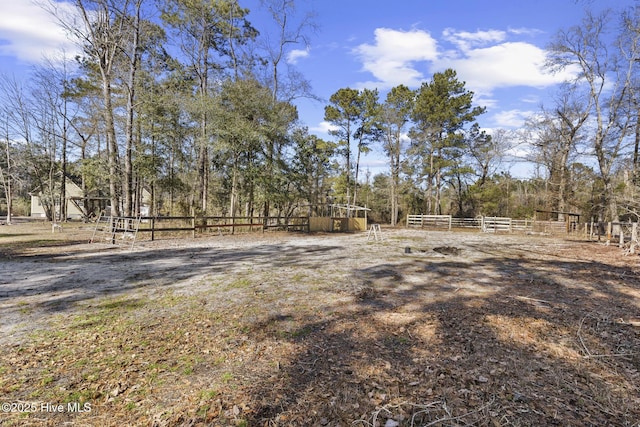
[{"xmin": 90, "ymin": 214, "xmax": 141, "ymax": 250}]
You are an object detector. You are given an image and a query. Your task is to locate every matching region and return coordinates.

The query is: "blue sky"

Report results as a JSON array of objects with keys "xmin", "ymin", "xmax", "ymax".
[{"xmin": 0, "ymin": 0, "xmax": 636, "ymax": 177}]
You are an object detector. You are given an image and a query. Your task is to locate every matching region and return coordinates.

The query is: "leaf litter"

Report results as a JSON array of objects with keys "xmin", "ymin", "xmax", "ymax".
[{"xmin": 0, "ymin": 223, "xmax": 639, "ymax": 426}]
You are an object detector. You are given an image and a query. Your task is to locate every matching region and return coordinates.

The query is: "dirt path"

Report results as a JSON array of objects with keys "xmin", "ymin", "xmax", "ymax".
[{"xmin": 1, "ymin": 226, "xmax": 579, "ymax": 342}]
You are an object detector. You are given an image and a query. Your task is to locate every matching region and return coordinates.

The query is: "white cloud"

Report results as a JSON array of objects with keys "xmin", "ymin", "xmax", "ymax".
[
  {"xmin": 310, "ymin": 121, "xmax": 338, "ymax": 135},
  {"xmin": 505, "ymin": 143, "xmax": 533, "ymax": 160},
  {"xmin": 520, "ymin": 94, "xmax": 540, "ymax": 104},
  {"xmin": 437, "ymin": 41, "xmax": 576, "ymax": 98},
  {"xmin": 287, "ymin": 48, "xmax": 310, "ymax": 65},
  {"xmin": 353, "ymin": 28, "xmax": 438, "ymax": 89},
  {"xmin": 0, "ymin": 0, "xmax": 80, "ymax": 64},
  {"xmin": 442, "ymin": 28, "xmax": 506, "ymax": 52},
  {"xmin": 507, "ymin": 27, "xmax": 544, "ymax": 37},
  {"xmin": 351, "ymin": 26, "xmax": 580, "ymax": 100},
  {"xmin": 492, "ymin": 109, "xmax": 535, "ymax": 128},
  {"xmin": 474, "ymin": 95, "xmax": 498, "ymax": 109}
]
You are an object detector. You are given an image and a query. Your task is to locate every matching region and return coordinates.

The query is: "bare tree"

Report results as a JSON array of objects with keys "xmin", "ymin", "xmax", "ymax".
[
  {"xmin": 258, "ymin": 0, "xmax": 317, "ymax": 102},
  {"xmin": 45, "ymin": 0, "xmax": 132, "ymax": 217},
  {"xmin": 0, "ymin": 117, "xmax": 14, "ymax": 224},
  {"xmin": 468, "ymin": 125, "xmax": 507, "ymax": 187},
  {"xmin": 526, "ymin": 86, "xmax": 590, "ymax": 219},
  {"xmin": 0, "ymin": 73, "xmax": 64, "ymax": 221},
  {"xmin": 546, "ymin": 9, "xmax": 637, "ymax": 221}
]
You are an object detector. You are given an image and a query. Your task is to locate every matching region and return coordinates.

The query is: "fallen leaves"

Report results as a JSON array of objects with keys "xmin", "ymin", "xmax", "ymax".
[{"xmin": 1, "ymin": 228, "xmax": 640, "ymax": 426}]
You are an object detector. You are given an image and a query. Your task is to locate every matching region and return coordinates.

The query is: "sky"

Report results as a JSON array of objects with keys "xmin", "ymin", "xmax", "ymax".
[{"xmin": 0, "ymin": 0, "xmax": 636, "ymax": 178}]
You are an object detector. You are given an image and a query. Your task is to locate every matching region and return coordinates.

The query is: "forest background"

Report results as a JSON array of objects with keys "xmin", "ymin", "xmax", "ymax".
[{"xmin": 2, "ymin": 0, "xmax": 640, "ymax": 226}]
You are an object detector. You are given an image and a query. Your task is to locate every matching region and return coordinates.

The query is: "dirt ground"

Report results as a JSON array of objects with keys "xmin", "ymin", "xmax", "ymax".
[{"xmin": 0, "ymin": 221, "xmax": 639, "ymax": 426}]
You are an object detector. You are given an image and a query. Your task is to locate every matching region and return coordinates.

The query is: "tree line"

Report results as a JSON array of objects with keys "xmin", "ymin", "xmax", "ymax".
[{"xmin": 1, "ymin": 1, "xmax": 640, "ymax": 225}]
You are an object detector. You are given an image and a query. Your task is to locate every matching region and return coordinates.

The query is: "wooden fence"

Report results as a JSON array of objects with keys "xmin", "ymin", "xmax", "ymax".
[
  {"xmin": 481, "ymin": 216, "xmax": 512, "ymax": 233},
  {"xmin": 406, "ymin": 215, "xmax": 640, "ymax": 249},
  {"xmin": 407, "ymin": 215, "xmax": 576, "ymax": 235},
  {"xmin": 91, "ymin": 215, "xmax": 372, "ymax": 241},
  {"xmin": 407, "ymin": 215, "xmax": 520, "ymax": 233},
  {"xmin": 309, "ymin": 217, "xmax": 367, "ymax": 232},
  {"xmin": 450, "ymin": 217, "xmax": 482, "ymax": 229},
  {"xmin": 133, "ymin": 216, "xmax": 310, "ymax": 240},
  {"xmin": 587, "ymin": 222, "xmax": 639, "ymax": 253},
  {"xmin": 406, "ymin": 215, "xmax": 452, "ymax": 230}
]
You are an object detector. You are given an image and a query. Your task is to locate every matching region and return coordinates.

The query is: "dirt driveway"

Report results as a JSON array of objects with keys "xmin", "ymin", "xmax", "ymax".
[{"xmin": 1, "ymin": 223, "xmax": 639, "ymax": 426}]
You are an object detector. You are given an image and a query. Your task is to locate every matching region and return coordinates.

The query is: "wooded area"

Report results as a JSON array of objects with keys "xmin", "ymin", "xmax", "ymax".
[{"xmin": 2, "ymin": 1, "xmax": 640, "ymax": 227}]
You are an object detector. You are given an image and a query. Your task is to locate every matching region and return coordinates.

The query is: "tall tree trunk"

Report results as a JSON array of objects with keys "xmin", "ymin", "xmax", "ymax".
[
  {"xmin": 392, "ymin": 146, "xmax": 401, "ymax": 226},
  {"xmin": 634, "ymin": 106, "xmax": 640, "ymax": 182},
  {"xmin": 230, "ymin": 153, "xmax": 239, "ymax": 218},
  {"xmin": 60, "ymin": 80, "xmax": 69, "ymax": 222},
  {"xmin": 198, "ymin": 58, "xmax": 209, "ymax": 214},
  {"xmin": 124, "ymin": 0, "xmax": 142, "ymax": 217},
  {"xmin": 1, "ymin": 125, "xmax": 12, "ymax": 225},
  {"xmin": 102, "ymin": 76, "xmax": 120, "ymax": 217},
  {"xmin": 60, "ymin": 121, "xmax": 67, "ymax": 221},
  {"xmin": 353, "ymin": 140, "xmax": 362, "ymax": 207}
]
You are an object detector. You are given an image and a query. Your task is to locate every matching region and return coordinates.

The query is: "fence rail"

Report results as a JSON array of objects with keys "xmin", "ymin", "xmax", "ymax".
[
  {"xmin": 406, "ymin": 215, "xmax": 452, "ymax": 230},
  {"xmin": 482, "ymin": 216, "xmax": 512, "ymax": 233},
  {"xmin": 407, "ymin": 215, "xmax": 582, "ymax": 236},
  {"xmin": 406, "ymin": 215, "xmax": 640, "ymax": 247},
  {"xmin": 128, "ymin": 215, "xmax": 311, "ymax": 240},
  {"xmin": 450, "ymin": 217, "xmax": 482, "ymax": 229}
]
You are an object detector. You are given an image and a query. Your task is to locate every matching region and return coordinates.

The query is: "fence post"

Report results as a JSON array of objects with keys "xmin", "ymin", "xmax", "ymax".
[
  {"xmin": 620, "ymin": 225, "xmax": 625, "ymax": 248},
  {"xmin": 110, "ymin": 217, "xmax": 116, "ymax": 245},
  {"xmin": 151, "ymin": 217, "xmax": 155, "ymax": 241}
]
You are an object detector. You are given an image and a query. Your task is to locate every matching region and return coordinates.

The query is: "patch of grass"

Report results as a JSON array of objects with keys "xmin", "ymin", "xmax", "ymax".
[
  {"xmin": 291, "ymin": 272, "xmax": 307, "ymax": 282},
  {"xmin": 39, "ymin": 375, "xmax": 55, "ymax": 386},
  {"xmin": 177, "ymin": 354, "xmax": 205, "ymax": 376},
  {"xmin": 221, "ymin": 372, "xmax": 234, "ymax": 383},
  {"xmin": 213, "ymin": 355, "xmax": 226, "ymax": 366},
  {"xmin": 196, "ymin": 404, "xmax": 210, "ymax": 418},
  {"xmin": 71, "ymin": 312, "xmax": 119, "ymax": 330},
  {"xmin": 73, "ymin": 358, "xmax": 91, "ymax": 368},
  {"xmin": 64, "ymin": 389, "xmax": 101, "ymax": 404},
  {"xmin": 291, "ymin": 324, "xmax": 314, "ymax": 338},
  {"xmin": 16, "ymin": 301, "xmax": 31, "ymax": 314},
  {"xmin": 227, "ymin": 278, "xmax": 252, "ymax": 289},
  {"xmin": 155, "ymin": 291, "xmax": 188, "ymax": 308},
  {"xmin": 199, "ymin": 389, "xmax": 219, "ymax": 400},
  {"xmin": 96, "ymin": 297, "xmax": 147, "ymax": 311}
]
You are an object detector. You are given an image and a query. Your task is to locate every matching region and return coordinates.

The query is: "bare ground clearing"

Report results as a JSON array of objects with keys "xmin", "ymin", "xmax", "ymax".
[{"xmin": 0, "ymin": 222, "xmax": 639, "ymax": 426}]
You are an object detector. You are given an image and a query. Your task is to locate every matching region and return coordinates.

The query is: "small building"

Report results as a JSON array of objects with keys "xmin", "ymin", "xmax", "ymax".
[
  {"xmin": 534, "ymin": 209, "xmax": 581, "ymax": 234},
  {"xmin": 30, "ymin": 177, "xmax": 88, "ymax": 220},
  {"xmin": 30, "ymin": 176, "xmax": 151, "ymax": 221},
  {"xmin": 308, "ymin": 204, "xmax": 369, "ymax": 232}
]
